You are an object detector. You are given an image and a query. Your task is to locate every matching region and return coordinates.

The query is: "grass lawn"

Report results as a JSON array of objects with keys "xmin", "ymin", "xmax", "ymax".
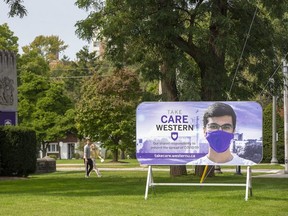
[{"xmin": 0, "ymin": 170, "xmax": 287, "ymax": 216}]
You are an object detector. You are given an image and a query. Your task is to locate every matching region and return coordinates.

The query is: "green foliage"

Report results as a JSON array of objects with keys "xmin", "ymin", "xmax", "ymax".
[
  {"xmin": 0, "ymin": 126, "xmax": 37, "ymax": 177},
  {"xmin": 140, "ymin": 80, "xmax": 161, "ymax": 101},
  {"xmin": 36, "ymin": 82, "xmax": 72, "ymax": 114},
  {"xmin": 76, "ymin": 67, "xmax": 142, "ymax": 160},
  {"xmin": 61, "ymin": 46, "xmax": 99, "ymax": 103},
  {"xmin": 17, "ymin": 42, "xmax": 77, "ymax": 147},
  {"xmin": 17, "ymin": 50, "xmax": 50, "ymax": 76},
  {"xmin": 4, "ymin": 0, "xmax": 27, "ymax": 18},
  {"xmin": 22, "ymin": 35, "xmax": 68, "ymax": 62},
  {"xmin": 44, "ymin": 46, "xmax": 100, "ymax": 104},
  {"xmin": 72, "ymin": 152, "xmax": 81, "ymax": 159},
  {"xmin": 48, "ymin": 154, "xmax": 58, "ymax": 160},
  {"xmin": 75, "ymin": 0, "xmax": 288, "ymax": 101},
  {"xmin": 0, "ymin": 23, "xmax": 19, "ymax": 53},
  {"xmin": 263, "ymin": 103, "xmax": 285, "ymax": 163},
  {"xmin": 18, "ymin": 72, "xmax": 75, "ymax": 144}
]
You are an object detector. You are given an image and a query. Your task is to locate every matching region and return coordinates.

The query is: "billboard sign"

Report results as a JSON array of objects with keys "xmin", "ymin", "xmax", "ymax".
[{"xmin": 136, "ymin": 102, "xmax": 263, "ymax": 165}]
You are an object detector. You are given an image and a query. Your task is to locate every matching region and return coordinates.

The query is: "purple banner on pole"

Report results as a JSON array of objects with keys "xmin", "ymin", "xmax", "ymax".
[
  {"xmin": 136, "ymin": 102, "xmax": 263, "ymax": 165},
  {"xmin": 0, "ymin": 111, "xmax": 16, "ymax": 125}
]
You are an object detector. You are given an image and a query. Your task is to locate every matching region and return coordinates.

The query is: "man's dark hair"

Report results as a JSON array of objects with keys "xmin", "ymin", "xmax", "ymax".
[{"xmin": 203, "ymin": 102, "xmax": 236, "ymax": 130}]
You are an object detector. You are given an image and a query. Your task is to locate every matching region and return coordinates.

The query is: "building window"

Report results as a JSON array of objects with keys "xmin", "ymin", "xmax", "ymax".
[{"xmin": 48, "ymin": 143, "xmax": 58, "ymax": 153}]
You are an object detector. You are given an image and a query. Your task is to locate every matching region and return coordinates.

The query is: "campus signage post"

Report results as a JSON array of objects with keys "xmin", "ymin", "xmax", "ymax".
[
  {"xmin": 136, "ymin": 101, "xmax": 263, "ymax": 200},
  {"xmin": 283, "ymin": 60, "xmax": 288, "ymax": 174},
  {"xmin": 0, "ymin": 111, "xmax": 16, "ymax": 125},
  {"xmin": 0, "ymin": 51, "xmax": 17, "ymax": 126}
]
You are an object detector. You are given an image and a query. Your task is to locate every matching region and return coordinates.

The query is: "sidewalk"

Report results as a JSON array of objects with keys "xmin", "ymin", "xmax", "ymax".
[
  {"xmin": 56, "ymin": 164, "xmax": 166, "ymax": 172},
  {"xmin": 252, "ymin": 170, "xmax": 288, "ymax": 178},
  {"xmin": 56, "ymin": 164, "xmax": 288, "ymax": 178}
]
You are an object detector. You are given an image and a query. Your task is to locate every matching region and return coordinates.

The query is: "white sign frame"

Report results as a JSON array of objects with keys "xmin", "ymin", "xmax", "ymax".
[{"xmin": 144, "ymin": 165, "xmax": 252, "ymax": 201}]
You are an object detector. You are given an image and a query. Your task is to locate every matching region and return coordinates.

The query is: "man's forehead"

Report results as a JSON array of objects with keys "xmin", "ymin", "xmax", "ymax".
[{"xmin": 207, "ymin": 115, "xmax": 233, "ymax": 123}]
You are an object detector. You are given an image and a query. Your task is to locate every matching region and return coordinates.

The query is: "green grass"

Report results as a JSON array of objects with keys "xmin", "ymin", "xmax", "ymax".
[{"xmin": 0, "ymin": 170, "xmax": 287, "ymax": 216}]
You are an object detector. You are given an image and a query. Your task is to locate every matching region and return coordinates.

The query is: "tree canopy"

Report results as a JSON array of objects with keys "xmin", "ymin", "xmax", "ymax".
[
  {"xmin": 75, "ymin": 0, "xmax": 288, "ymax": 101},
  {"xmin": 0, "ymin": 23, "xmax": 19, "ymax": 53},
  {"xmin": 17, "ymin": 70, "xmax": 74, "ymax": 143},
  {"xmin": 22, "ymin": 35, "xmax": 68, "ymax": 62},
  {"xmin": 75, "ymin": 67, "xmax": 142, "ymax": 161},
  {"xmin": 75, "ymin": 0, "xmax": 288, "ymax": 174},
  {"xmin": 17, "ymin": 37, "xmax": 76, "ymax": 150}
]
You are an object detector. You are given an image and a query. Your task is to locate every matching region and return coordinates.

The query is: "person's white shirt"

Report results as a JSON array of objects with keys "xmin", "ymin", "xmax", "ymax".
[{"xmin": 186, "ymin": 153, "xmax": 256, "ymax": 165}]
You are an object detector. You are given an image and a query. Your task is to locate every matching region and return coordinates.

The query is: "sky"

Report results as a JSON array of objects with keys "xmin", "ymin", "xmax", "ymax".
[{"xmin": 0, "ymin": 0, "xmax": 90, "ymax": 60}]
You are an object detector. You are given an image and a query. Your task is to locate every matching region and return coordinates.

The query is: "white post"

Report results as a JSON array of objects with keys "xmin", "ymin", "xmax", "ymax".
[
  {"xmin": 145, "ymin": 166, "xmax": 152, "ymax": 200},
  {"xmin": 271, "ymin": 95, "xmax": 278, "ymax": 164},
  {"xmin": 245, "ymin": 166, "xmax": 251, "ymax": 201},
  {"xmin": 283, "ymin": 60, "xmax": 288, "ymax": 174}
]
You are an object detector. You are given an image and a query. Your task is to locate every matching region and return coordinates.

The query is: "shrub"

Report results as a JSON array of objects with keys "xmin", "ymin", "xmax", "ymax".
[
  {"xmin": 73, "ymin": 153, "xmax": 80, "ymax": 159},
  {"xmin": 48, "ymin": 154, "xmax": 57, "ymax": 160},
  {"xmin": 0, "ymin": 126, "xmax": 37, "ymax": 177}
]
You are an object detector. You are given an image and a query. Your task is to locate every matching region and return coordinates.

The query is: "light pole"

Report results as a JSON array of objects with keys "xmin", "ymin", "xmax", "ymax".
[
  {"xmin": 269, "ymin": 78, "xmax": 278, "ymax": 164},
  {"xmin": 283, "ymin": 59, "xmax": 288, "ymax": 174}
]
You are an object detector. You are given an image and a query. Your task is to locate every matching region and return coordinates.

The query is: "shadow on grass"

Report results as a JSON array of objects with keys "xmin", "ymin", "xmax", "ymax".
[
  {"xmin": 0, "ymin": 171, "xmax": 148, "ymax": 197},
  {"xmin": 0, "ymin": 171, "xmax": 287, "ymax": 201}
]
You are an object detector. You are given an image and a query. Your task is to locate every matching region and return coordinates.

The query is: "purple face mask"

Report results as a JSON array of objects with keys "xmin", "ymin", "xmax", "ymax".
[{"xmin": 206, "ymin": 130, "xmax": 234, "ymax": 153}]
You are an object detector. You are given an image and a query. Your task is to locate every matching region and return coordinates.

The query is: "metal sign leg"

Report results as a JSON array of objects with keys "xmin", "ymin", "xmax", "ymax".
[
  {"xmin": 245, "ymin": 166, "xmax": 252, "ymax": 201},
  {"xmin": 145, "ymin": 166, "xmax": 152, "ymax": 200}
]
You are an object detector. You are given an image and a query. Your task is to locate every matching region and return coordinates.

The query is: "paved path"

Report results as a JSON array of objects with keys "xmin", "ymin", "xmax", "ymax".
[
  {"xmin": 252, "ymin": 170, "xmax": 288, "ymax": 178},
  {"xmin": 56, "ymin": 164, "xmax": 288, "ymax": 178}
]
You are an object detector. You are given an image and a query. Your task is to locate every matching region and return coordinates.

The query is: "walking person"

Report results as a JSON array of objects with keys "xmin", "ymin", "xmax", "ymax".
[
  {"xmin": 90, "ymin": 144, "xmax": 104, "ymax": 177},
  {"xmin": 83, "ymin": 137, "xmax": 93, "ymax": 178}
]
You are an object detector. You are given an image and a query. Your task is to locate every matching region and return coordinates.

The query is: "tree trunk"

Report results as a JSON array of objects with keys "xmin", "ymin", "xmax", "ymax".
[
  {"xmin": 160, "ymin": 57, "xmax": 178, "ymax": 101},
  {"xmin": 112, "ymin": 149, "xmax": 118, "ymax": 162},
  {"xmin": 160, "ymin": 58, "xmax": 187, "ymax": 177},
  {"xmin": 170, "ymin": 165, "xmax": 187, "ymax": 177}
]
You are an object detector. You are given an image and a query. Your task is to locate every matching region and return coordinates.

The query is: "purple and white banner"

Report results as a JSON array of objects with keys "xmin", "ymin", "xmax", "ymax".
[
  {"xmin": 0, "ymin": 111, "xmax": 16, "ymax": 125},
  {"xmin": 136, "ymin": 102, "xmax": 263, "ymax": 165}
]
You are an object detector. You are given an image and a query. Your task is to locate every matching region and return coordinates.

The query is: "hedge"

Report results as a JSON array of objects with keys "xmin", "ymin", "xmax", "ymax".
[{"xmin": 0, "ymin": 126, "xmax": 37, "ymax": 177}]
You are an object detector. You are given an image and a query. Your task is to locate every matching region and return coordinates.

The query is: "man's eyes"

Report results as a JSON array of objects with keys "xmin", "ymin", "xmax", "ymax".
[{"xmin": 207, "ymin": 123, "xmax": 232, "ymax": 131}]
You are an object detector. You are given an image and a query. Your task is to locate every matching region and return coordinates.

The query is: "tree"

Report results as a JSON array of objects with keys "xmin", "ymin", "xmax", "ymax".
[
  {"xmin": 3, "ymin": 0, "xmax": 27, "ymax": 18},
  {"xmin": 46, "ymin": 46, "xmax": 101, "ymax": 104},
  {"xmin": 22, "ymin": 35, "xmax": 68, "ymax": 62},
  {"xmin": 76, "ymin": 67, "xmax": 142, "ymax": 162},
  {"xmin": 17, "ymin": 50, "xmax": 50, "ymax": 78},
  {"xmin": 0, "ymin": 23, "xmax": 19, "ymax": 53},
  {"xmin": 17, "ymin": 46, "xmax": 76, "ymax": 155},
  {"xmin": 75, "ymin": 0, "xmax": 288, "ymax": 100},
  {"xmin": 18, "ymin": 72, "xmax": 75, "ymax": 155},
  {"xmin": 75, "ymin": 0, "xmax": 288, "ymax": 175}
]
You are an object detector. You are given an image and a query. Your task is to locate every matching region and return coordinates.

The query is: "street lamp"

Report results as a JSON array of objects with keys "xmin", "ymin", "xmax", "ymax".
[
  {"xmin": 283, "ymin": 60, "xmax": 288, "ymax": 174},
  {"xmin": 269, "ymin": 78, "xmax": 278, "ymax": 164}
]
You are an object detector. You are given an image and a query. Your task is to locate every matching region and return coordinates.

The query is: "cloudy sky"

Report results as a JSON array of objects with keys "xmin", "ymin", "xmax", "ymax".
[{"xmin": 0, "ymin": 0, "xmax": 90, "ymax": 60}]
